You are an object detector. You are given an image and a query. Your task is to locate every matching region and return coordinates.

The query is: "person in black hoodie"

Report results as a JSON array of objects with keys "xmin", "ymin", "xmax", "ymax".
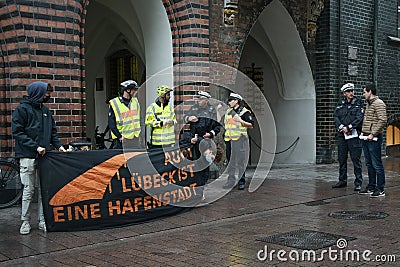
[{"xmin": 12, "ymin": 82, "xmax": 66, "ymax": 235}]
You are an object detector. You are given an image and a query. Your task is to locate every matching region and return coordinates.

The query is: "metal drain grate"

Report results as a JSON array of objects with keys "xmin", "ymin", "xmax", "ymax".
[
  {"xmin": 257, "ymin": 229, "xmax": 356, "ymax": 250},
  {"xmin": 329, "ymin": 210, "xmax": 388, "ymax": 220},
  {"xmin": 304, "ymin": 200, "xmax": 330, "ymax": 206}
]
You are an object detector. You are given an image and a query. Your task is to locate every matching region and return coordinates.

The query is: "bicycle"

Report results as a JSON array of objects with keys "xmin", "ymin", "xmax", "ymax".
[
  {"xmin": 0, "ymin": 126, "xmax": 111, "ymax": 208},
  {"xmin": 0, "ymin": 157, "xmax": 22, "ymax": 209},
  {"xmin": 95, "ymin": 125, "xmax": 113, "ymax": 149},
  {"xmin": 67, "ymin": 126, "xmax": 113, "ymax": 151}
]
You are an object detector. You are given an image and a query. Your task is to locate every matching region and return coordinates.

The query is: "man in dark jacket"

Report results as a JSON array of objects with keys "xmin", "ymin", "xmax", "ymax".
[
  {"xmin": 332, "ymin": 83, "xmax": 364, "ymax": 191},
  {"xmin": 183, "ymin": 91, "xmax": 221, "ymax": 200},
  {"xmin": 184, "ymin": 91, "xmax": 221, "ymax": 160},
  {"xmin": 12, "ymin": 81, "xmax": 66, "ymax": 235}
]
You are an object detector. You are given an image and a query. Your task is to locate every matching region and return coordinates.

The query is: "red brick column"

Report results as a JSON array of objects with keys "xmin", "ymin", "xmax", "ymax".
[
  {"xmin": 0, "ymin": 0, "xmax": 88, "ymax": 155},
  {"xmin": 163, "ymin": 0, "xmax": 210, "ymax": 123}
]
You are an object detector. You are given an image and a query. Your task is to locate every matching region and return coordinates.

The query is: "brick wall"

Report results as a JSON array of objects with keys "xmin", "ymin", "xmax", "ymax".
[
  {"xmin": 163, "ymin": 0, "xmax": 210, "ymax": 123},
  {"xmin": 315, "ymin": 0, "xmax": 400, "ymax": 163},
  {"xmin": 378, "ymin": 0, "xmax": 400, "ymax": 124},
  {"xmin": 1, "ymin": 0, "xmax": 398, "ymax": 162},
  {"xmin": 209, "ymin": 0, "xmax": 307, "ymax": 68},
  {"xmin": 0, "ymin": 0, "xmax": 88, "ymax": 155}
]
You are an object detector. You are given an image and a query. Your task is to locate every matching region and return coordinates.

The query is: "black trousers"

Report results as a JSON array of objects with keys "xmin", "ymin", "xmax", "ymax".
[{"xmin": 337, "ymin": 136, "xmax": 363, "ymax": 186}]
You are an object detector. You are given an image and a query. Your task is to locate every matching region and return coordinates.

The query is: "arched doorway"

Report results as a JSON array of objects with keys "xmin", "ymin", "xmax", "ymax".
[
  {"xmin": 84, "ymin": 0, "xmax": 173, "ymax": 141},
  {"xmin": 239, "ymin": 0, "xmax": 316, "ymax": 166}
]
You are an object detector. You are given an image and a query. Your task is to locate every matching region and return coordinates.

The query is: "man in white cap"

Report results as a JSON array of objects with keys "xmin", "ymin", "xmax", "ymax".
[
  {"xmin": 184, "ymin": 91, "xmax": 221, "ymax": 153},
  {"xmin": 222, "ymin": 92, "xmax": 254, "ymax": 190},
  {"xmin": 184, "ymin": 91, "xmax": 221, "ymax": 192},
  {"xmin": 332, "ymin": 82, "xmax": 364, "ymax": 191},
  {"xmin": 108, "ymin": 80, "xmax": 141, "ymax": 149}
]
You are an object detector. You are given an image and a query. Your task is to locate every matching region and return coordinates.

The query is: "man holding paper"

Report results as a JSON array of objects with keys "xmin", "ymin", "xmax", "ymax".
[
  {"xmin": 332, "ymin": 83, "xmax": 364, "ymax": 191},
  {"xmin": 359, "ymin": 84, "xmax": 387, "ymax": 197}
]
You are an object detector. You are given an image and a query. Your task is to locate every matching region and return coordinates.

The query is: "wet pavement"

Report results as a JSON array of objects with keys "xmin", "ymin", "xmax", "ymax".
[{"xmin": 0, "ymin": 157, "xmax": 399, "ymax": 266}]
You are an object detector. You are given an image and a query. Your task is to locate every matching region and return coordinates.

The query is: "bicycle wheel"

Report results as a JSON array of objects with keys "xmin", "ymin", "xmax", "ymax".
[{"xmin": 0, "ymin": 159, "xmax": 22, "ymax": 208}]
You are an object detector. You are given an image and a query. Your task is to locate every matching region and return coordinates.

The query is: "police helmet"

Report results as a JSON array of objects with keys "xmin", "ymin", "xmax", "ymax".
[
  {"xmin": 120, "ymin": 80, "xmax": 139, "ymax": 91},
  {"xmin": 157, "ymin": 85, "xmax": 173, "ymax": 96}
]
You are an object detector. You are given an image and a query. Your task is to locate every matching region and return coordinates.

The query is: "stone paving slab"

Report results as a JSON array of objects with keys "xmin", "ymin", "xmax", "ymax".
[{"xmin": 0, "ymin": 158, "xmax": 399, "ymax": 266}]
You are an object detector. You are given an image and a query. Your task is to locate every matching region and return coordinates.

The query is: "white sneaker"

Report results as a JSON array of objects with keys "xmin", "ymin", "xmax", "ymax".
[
  {"xmin": 38, "ymin": 221, "xmax": 47, "ymax": 232},
  {"xmin": 20, "ymin": 221, "xmax": 31, "ymax": 235}
]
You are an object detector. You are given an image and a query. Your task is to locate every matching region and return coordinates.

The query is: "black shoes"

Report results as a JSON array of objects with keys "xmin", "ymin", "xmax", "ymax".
[
  {"xmin": 332, "ymin": 182, "xmax": 362, "ymax": 191},
  {"xmin": 370, "ymin": 189, "xmax": 385, "ymax": 197},
  {"xmin": 237, "ymin": 182, "xmax": 245, "ymax": 190},
  {"xmin": 359, "ymin": 188, "xmax": 385, "ymax": 197},
  {"xmin": 359, "ymin": 188, "xmax": 374, "ymax": 195},
  {"xmin": 332, "ymin": 181, "xmax": 347, "ymax": 188}
]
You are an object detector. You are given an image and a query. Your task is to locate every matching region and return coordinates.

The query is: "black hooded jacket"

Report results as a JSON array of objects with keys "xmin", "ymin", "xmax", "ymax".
[
  {"xmin": 12, "ymin": 82, "xmax": 62, "ymax": 158},
  {"xmin": 333, "ymin": 96, "xmax": 364, "ymax": 136}
]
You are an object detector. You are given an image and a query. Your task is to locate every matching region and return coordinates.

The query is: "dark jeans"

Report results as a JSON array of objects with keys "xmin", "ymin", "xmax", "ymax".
[
  {"xmin": 361, "ymin": 134, "xmax": 386, "ymax": 191},
  {"xmin": 337, "ymin": 136, "xmax": 363, "ymax": 186},
  {"xmin": 225, "ymin": 136, "xmax": 249, "ymax": 185}
]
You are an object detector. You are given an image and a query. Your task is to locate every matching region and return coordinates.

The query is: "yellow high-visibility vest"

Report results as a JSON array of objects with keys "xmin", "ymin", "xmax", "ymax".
[
  {"xmin": 224, "ymin": 107, "xmax": 249, "ymax": 141},
  {"xmin": 109, "ymin": 97, "xmax": 141, "ymax": 139},
  {"xmin": 145, "ymin": 102, "xmax": 177, "ymax": 145}
]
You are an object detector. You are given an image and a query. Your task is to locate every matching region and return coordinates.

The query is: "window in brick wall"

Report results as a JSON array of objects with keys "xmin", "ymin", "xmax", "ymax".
[
  {"xmin": 107, "ymin": 49, "xmax": 139, "ymax": 100},
  {"xmin": 386, "ymin": 124, "xmax": 400, "ymax": 145}
]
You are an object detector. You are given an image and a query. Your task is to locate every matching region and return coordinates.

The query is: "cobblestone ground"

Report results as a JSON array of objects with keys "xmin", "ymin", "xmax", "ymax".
[{"xmin": 0, "ymin": 157, "xmax": 399, "ymax": 266}]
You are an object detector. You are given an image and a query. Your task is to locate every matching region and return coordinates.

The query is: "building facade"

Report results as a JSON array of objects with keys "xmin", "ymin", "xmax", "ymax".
[{"xmin": 0, "ymin": 0, "xmax": 399, "ymax": 165}]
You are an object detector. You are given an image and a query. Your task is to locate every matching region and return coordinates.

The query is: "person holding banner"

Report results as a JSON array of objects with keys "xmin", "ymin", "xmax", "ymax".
[
  {"xmin": 222, "ymin": 93, "xmax": 254, "ymax": 190},
  {"xmin": 145, "ymin": 85, "xmax": 177, "ymax": 148},
  {"xmin": 183, "ymin": 91, "xmax": 221, "ymax": 200},
  {"xmin": 12, "ymin": 82, "xmax": 66, "ymax": 235},
  {"xmin": 184, "ymin": 91, "xmax": 221, "ymax": 159},
  {"xmin": 108, "ymin": 80, "xmax": 141, "ymax": 149}
]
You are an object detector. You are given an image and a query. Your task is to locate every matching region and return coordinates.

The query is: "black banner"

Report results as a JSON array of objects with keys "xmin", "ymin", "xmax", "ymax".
[{"xmin": 39, "ymin": 145, "xmax": 202, "ymax": 231}]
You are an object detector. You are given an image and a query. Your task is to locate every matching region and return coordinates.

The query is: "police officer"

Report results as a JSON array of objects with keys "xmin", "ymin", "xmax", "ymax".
[
  {"xmin": 145, "ymin": 85, "xmax": 177, "ymax": 148},
  {"xmin": 184, "ymin": 91, "xmax": 221, "ymax": 159},
  {"xmin": 108, "ymin": 80, "xmax": 141, "ymax": 149},
  {"xmin": 222, "ymin": 93, "xmax": 254, "ymax": 190},
  {"xmin": 332, "ymin": 83, "xmax": 364, "ymax": 191}
]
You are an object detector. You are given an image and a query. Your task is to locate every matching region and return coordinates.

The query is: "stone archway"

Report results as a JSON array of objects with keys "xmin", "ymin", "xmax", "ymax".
[
  {"xmin": 84, "ymin": 0, "xmax": 173, "ymax": 141},
  {"xmin": 239, "ymin": 0, "xmax": 316, "ymax": 166}
]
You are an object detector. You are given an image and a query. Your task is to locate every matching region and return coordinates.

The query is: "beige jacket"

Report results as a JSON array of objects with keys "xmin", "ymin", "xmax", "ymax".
[{"xmin": 361, "ymin": 96, "xmax": 387, "ymax": 136}]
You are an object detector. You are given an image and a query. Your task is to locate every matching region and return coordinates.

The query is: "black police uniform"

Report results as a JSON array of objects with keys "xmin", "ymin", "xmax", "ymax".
[
  {"xmin": 184, "ymin": 103, "xmax": 221, "ymax": 160},
  {"xmin": 333, "ymin": 96, "xmax": 364, "ymax": 188}
]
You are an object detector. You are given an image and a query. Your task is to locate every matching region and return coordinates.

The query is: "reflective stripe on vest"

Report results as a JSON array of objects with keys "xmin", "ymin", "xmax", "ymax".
[
  {"xmin": 110, "ymin": 97, "xmax": 141, "ymax": 139},
  {"xmin": 146, "ymin": 103, "xmax": 176, "ymax": 145},
  {"xmin": 224, "ymin": 107, "xmax": 249, "ymax": 141}
]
